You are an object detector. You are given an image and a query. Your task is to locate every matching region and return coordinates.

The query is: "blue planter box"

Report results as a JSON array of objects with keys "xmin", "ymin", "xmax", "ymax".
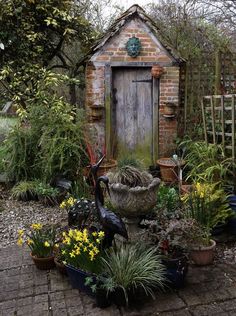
[{"xmin": 65, "ymin": 265, "xmax": 96, "ymax": 297}]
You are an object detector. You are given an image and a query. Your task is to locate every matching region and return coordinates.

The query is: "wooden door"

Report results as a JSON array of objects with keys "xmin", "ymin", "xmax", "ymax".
[{"xmin": 112, "ymin": 68, "xmax": 155, "ymax": 165}]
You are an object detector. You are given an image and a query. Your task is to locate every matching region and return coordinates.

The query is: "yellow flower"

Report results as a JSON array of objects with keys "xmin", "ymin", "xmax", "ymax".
[
  {"xmin": 31, "ymin": 223, "xmax": 42, "ymax": 231},
  {"xmin": 18, "ymin": 229, "xmax": 24, "ymax": 236},
  {"xmin": 98, "ymin": 231, "xmax": 105, "ymax": 238},
  {"xmin": 96, "ymin": 238, "xmax": 100, "ymax": 244},
  {"xmin": 75, "ymin": 248, "xmax": 81, "ymax": 255},
  {"xmin": 60, "ymin": 201, "xmax": 66, "ymax": 209},
  {"xmin": 44, "ymin": 241, "xmax": 50, "ymax": 247},
  {"xmin": 17, "ymin": 238, "xmax": 23, "ymax": 246},
  {"xmin": 62, "ymin": 250, "xmax": 66, "ymax": 255},
  {"xmin": 92, "ymin": 232, "xmax": 98, "ymax": 237},
  {"xmin": 83, "ymin": 246, "xmax": 87, "ymax": 252},
  {"xmin": 69, "ymin": 251, "xmax": 75, "ymax": 258},
  {"xmin": 27, "ymin": 239, "xmax": 34, "ymax": 245},
  {"xmin": 68, "ymin": 229, "xmax": 74, "ymax": 238},
  {"xmin": 54, "ymin": 243, "xmax": 59, "ymax": 248},
  {"xmin": 65, "ymin": 237, "xmax": 71, "ymax": 245}
]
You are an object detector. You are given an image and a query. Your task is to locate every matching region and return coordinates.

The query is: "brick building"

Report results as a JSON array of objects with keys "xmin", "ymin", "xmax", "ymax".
[{"xmin": 85, "ymin": 4, "xmax": 185, "ymax": 166}]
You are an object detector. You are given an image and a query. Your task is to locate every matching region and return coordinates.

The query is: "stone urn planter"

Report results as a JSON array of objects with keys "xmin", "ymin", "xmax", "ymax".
[
  {"xmin": 190, "ymin": 239, "xmax": 216, "ymax": 266},
  {"xmin": 108, "ymin": 177, "xmax": 160, "ymax": 218}
]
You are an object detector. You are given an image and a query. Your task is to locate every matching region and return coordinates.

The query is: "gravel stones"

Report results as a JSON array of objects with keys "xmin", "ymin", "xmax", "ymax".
[{"xmin": 0, "ymin": 191, "xmax": 68, "ymax": 248}]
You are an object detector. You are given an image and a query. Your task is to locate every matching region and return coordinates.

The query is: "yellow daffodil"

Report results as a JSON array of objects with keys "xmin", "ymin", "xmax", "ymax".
[
  {"xmin": 17, "ymin": 238, "xmax": 23, "ymax": 246},
  {"xmin": 31, "ymin": 223, "xmax": 42, "ymax": 231},
  {"xmin": 27, "ymin": 239, "xmax": 34, "ymax": 245},
  {"xmin": 98, "ymin": 231, "xmax": 105, "ymax": 238},
  {"xmin": 44, "ymin": 241, "xmax": 50, "ymax": 247},
  {"xmin": 18, "ymin": 229, "xmax": 24, "ymax": 236},
  {"xmin": 60, "ymin": 201, "xmax": 66, "ymax": 209},
  {"xmin": 69, "ymin": 251, "xmax": 75, "ymax": 258}
]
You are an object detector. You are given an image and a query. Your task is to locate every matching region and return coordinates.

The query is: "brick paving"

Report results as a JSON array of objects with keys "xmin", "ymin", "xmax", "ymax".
[{"xmin": 1, "ymin": 246, "xmax": 236, "ymax": 316}]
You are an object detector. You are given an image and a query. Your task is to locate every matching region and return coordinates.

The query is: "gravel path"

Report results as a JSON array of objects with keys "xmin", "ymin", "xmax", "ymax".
[{"xmin": 0, "ymin": 187, "xmax": 68, "ymax": 248}]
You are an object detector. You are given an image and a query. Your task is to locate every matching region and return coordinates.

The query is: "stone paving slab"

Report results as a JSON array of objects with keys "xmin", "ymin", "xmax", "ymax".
[{"xmin": 1, "ymin": 246, "xmax": 236, "ymax": 316}]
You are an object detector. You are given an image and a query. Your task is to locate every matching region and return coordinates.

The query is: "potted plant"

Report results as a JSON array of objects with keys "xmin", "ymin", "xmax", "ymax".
[
  {"xmin": 101, "ymin": 243, "xmax": 166, "ymax": 306},
  {"xmin": 150, "ymin": 218, "xmax": 190, "ymax": 288},
  {"xmin": 60, "ymin": 228, "xmax": 105, "ymax": 296},
  {"xmin": 107, "ymin": 164, "xmax": 160, "ymax": 218},
  {"xmin": 17, "ymin": 223, "xmax": 56, "ymax": 270},
  {"xmin": 186, "ymin": 221, "xmax": 216, "ymax": 266}
]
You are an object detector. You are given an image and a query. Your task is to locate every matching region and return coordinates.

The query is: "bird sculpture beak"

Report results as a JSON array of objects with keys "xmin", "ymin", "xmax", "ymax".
[{"xmin": 96, "ymin": 155, "xmax": 105, "ymax": 168}]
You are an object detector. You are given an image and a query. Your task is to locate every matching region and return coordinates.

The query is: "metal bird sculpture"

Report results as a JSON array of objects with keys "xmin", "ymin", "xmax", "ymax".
[{"xmin": 95, "ymin": 176, "xmax": 128, "ymax": 248}]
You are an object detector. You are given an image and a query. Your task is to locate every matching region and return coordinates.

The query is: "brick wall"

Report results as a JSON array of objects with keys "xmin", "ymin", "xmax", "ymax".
[{"xmin": 85, "ymin": 18, "xmax": 181, "ymax": 159}]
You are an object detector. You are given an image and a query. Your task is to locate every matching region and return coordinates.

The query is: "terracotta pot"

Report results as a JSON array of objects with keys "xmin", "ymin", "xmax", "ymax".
[
  {"xmin": 180, "ymin": 183, "xmax": 193, "ymax": 195},
  {"xmin": 190, "ymin": 239, "xmax": 216, "ymax": 266},
  {"xmin": 157, "ymin": 158, "xmax": 185, "ymax": 183},
  {"xmin": 54, "ymin": 257, "xmax": 67, "ymax": 275},
  {"xmin": 83, "ymin": 159, "xmax": 117, "ymax": 178},
  {"xmin": 30, "ymin": 253, "xmax": 55, "ymax": 270},
  {"xmin": 163, "ymin": 103, "xmax": 177, "ymax": 116}
]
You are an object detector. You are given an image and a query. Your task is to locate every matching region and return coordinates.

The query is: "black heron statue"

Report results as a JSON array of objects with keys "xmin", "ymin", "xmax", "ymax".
[{"xmin": 95, "ymin": 176, "xmax": 128, "ymax": 248}]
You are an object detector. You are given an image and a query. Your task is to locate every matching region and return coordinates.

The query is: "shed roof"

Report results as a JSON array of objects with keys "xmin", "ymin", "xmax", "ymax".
[{"xmin": 89, "ymin": 4, "xmax": 185, "ymax": 64}]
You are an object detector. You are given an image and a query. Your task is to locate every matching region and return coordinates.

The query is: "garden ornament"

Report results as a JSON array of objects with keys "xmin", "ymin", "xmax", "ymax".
[
  {"xmin": 126, "ymin": 36, "xmax": 142, "ymax": 57},
  {"xmin": 95, "ymin": 176, "xmax": 128, "ymax": 248}
]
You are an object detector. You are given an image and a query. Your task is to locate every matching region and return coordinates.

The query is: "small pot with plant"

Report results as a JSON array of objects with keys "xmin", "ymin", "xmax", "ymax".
[
  {"xmin": 17, "ymin": 223, "xmax": 56, "ymax": 270},
  {"xmin": 182, "ymin": 182, "xmax": 232, "ymax": 238}
]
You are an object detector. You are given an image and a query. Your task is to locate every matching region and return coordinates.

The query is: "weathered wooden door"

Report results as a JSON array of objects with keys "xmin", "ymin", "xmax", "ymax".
[{"xmin": 112, "ymin": 68, "xmax": 157, "ymax": 165}]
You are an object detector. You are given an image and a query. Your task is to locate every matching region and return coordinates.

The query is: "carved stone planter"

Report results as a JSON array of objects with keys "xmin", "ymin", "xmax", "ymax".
[{"xmin": 108, "ymin": 177, "xmax": 161, "ymax": 218}]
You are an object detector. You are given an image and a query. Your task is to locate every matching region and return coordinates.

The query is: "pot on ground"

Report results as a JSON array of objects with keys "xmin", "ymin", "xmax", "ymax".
[
  {"xmin": 65, "ymin": 265, "xmax": 96, "ymax": 297},
  {"xmin": 190, "ymin": 239, "xmax": 216, "ymax": 266},
  {"xmin": 30, "ymin": 253, "xmax": 55, "ymax": 270},
  {"xmin": 54, "ymin": 257, "xmax": 67, "ymax": 275},
  {"xmin": 162, "ymin": 255, "xmax": 188, "ymax": 288}
]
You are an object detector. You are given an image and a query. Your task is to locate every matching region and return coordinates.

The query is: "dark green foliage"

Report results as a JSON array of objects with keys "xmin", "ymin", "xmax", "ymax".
[
  {"xmin": 3, "ymin": 103, "xmax": 88, "ymax": 183},
  {"xmin": 117, "ymin": 157, "xmax": 143, "ymax": 170}
]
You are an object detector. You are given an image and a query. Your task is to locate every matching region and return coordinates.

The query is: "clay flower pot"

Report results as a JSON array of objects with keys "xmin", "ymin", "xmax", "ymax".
[
  {"xmin": 54, "ymin": 257, "xmax": 67, "ymax": 275},
  {"xmin": 30, "ymin": 253, "xmax": 55, "ymax": 270},
  {"xmin": 83, "ymin": 159, "xmax": 117, "ymax": 178},
  {"xmin": 190, "ymin": 239, "xmax": 216, "ymax": 266},
  {"xmin": 157, "ymin": 158, "xmax": 185, "ymax": 183}
]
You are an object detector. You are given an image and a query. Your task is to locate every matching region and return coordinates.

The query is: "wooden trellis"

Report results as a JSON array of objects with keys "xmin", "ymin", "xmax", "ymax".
[{"xmin": 201, "ymin": 94, "xmax": 236, "ymax": 160}]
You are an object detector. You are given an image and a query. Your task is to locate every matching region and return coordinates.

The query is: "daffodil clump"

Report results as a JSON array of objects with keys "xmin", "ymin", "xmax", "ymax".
[
  {"xmin": 60, "ymin": 196, "xmax": 77, "ymax": 209},
  {"xmin": 61, "ymin": 228, "xmax": 105, "ymax": 274},
  {"xmin": 17, "ymin": 223, "xmax": 56, "ymax": 258},
  {"xmin": 182, "ymin": 182, "xmax": 231, "ymax": 229}
]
